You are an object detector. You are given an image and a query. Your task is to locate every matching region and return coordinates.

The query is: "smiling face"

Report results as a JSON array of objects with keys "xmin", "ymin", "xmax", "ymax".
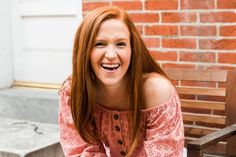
[{"xmin": 90, "ymin": 18, "xmax": 131, "ymax": 87}]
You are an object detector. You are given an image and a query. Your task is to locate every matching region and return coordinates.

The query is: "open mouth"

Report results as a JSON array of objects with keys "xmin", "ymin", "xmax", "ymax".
[{"xmin": 101, "ymin": 63, "xmax": 120, "ymax": 71}]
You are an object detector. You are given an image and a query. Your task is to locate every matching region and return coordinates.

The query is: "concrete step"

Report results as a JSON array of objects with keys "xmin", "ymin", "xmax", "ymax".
[
  {"xmin": 0, "ymin": 118, "xmax": 64, "ymax": 157},
  {"xmin": 0, "ymin": 87, "xmax": 64, "ymax": 157},
  {"xmin": 0, "ymin": 87, "xmax": 59, "ymax": 124}
]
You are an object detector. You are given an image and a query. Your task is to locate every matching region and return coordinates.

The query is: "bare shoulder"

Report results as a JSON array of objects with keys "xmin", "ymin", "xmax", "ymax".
[{"xmin": 143, "ymin": 73, "xmax": 173, "ymax": 109}]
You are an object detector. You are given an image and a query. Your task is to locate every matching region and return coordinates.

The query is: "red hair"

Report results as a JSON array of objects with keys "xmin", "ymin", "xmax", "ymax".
[{"xmin": 71, "ymin": 6, "xmax": 168, "ymax": 156}]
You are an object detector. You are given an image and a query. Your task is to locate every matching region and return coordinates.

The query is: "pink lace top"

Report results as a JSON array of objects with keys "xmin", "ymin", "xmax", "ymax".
[{"xmin": 58, "ymin": 79, "xmax": 184, "ymax": 157}]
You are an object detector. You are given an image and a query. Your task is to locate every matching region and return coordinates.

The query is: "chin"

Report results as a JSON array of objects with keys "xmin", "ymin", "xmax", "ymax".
[
  {"xmin": 98, "ymin": 78, "xmax": 123, "ymax": 86},
  {"xmin": 101, "ymin": 80, "xmax": 120, "ymax": 86}
]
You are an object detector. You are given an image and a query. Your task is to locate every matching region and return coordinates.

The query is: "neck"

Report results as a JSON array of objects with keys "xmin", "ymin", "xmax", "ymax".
[{"xmin": 96, "ymin": 78, "xmax": 130, "ymax": 111}]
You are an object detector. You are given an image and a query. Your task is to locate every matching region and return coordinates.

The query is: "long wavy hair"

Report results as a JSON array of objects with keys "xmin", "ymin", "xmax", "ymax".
[{"xmin": 71, "ymin": 6, "xmax": 168, "ymax": 156}]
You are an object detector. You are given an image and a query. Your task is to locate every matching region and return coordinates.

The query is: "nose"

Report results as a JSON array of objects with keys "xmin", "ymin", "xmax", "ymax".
[{"xmin": 105, "ymin": 45, "xmax": 117, "ymax": 60}]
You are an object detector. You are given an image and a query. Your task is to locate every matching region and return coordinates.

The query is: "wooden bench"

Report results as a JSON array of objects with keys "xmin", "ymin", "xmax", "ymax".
[{"xmin": 164, "ymin": 69, "xmax": 236, "ymax": 157}]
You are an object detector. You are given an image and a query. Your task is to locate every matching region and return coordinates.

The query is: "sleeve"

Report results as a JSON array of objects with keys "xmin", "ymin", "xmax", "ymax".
[
  {"xmin": 143, "ymin": 92, "xmax": 185, "ymax": 157},
  {"xmin": 58, "ymin": 80, "xmax": 108, "ymax": 157}
]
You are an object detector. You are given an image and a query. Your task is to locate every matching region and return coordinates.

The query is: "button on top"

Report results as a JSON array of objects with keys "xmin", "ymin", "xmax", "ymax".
[
  {"xmin": 115, "ymin": 125, "xmax": 120, "ymax": 131},
  {"xmin": 117, "ymin": 139, "xmax": 123, "ymax": 145},
  {"xmin": 113, "ymin": 114, "xmax": 119, "ymax": 120},
  {"xmin": 120, "ymin": 151, "xmax": 126, "ymax": 156}
]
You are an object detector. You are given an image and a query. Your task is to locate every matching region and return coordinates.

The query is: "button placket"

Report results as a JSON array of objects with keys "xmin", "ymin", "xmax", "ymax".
[
  {"xmin": 120, "ymin": 150, "xmax": 127, "ymax": 156},
  {"xmin": 115, "ymin": 125, "xmax": 121, "ymax": 131},
  {"xmin": 113, "ymin": 114, "xmax": 119, "ymax": 120},
  {"xmin": 117, "ymin": 139, "xmax": 123, "ymax": 145},
  {"xmin": 113, "ymin": 112, "xmax": 121, "ymax": 132},
  {"xmin": 112, "ymin": 112, "xmax": 126, "ymax": 155}
]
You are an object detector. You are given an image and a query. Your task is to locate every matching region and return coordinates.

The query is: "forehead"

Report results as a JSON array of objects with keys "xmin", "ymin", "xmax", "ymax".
[{"xmin": 96, "ymin": 18, "xmax": 130, "ymax": 39}]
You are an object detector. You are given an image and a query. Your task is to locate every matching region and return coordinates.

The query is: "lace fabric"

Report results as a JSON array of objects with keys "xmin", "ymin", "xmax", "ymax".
[{"xmin": 59, "ymin": 79, "xmax": 184, "ymax": 157}]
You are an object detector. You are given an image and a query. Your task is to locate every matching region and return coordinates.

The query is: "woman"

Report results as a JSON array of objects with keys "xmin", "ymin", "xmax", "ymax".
[{"xmin": 59, "ymin": 6, "xmax": 184, "ymax": 157}]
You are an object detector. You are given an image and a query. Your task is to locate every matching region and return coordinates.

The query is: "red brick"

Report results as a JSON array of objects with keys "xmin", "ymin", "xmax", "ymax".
[
  {"xmin": 162, "ymin": 38, "xmax": 196, "ymax": 49},
  {"xmin": 112, "ymin": 1, "xmax": 142, "ymax": 10},
  {"xmin": 179, "ymin": 94, "xmax": 196, "ymax": 100},
  {"xmin": 162, "ymin": 12, "xmax": 197, "ymax": 23},
  {"xmin": 171, "ymin": 80, "xmax": 179, "ymax": 86},
  {"xmin": 181, "ymin": 0, "xmax": 215, "ymax": 9},
  {"xmin": 162, "ymin": 63, "xmax": 196, "ymax": 69},
  {"xmin": 218, "ymin": 53, "xmax": 236, "ymax": 64},
  {"xmin": 220, "ymin": 26, "xmax": 236, "ymax": 36},
  {"xmin": 199, "ymin": 39, "xmax": 236, "ymax": 50},
  {"xmin": 143, "ymin": 38, "xmax": 160, "ymax": 48},
  {"xmin": 180, "ymin": 26, "xmax": 216, "ymax": 36},
  {"xmin": 200, "ymin": 12, "xmax": 236, "ymax": 23},
  {"xmin": 217, "ymin": 0, "xmax": 236, "ymax": 9},
  {"xmin": 214, "ymin": 110, "xmax": 225, "ymax": 116},
  {"xmin": 135, "ymin": 25, "xmax": 143, "ymax": 35},
  {"xmin": 183, "ymin": 108, "xmax": 212, "ymax": 115},
  {"xmin": 180, "ymin": 52, "xmax": 216, "ymax": 63},
  {"xmin": 149, "ymin": 51, "xmax": 177, "ymax": 61},
  {"xmin": 82, "ymin": 2, "xmax": 109, "ymax": 12},
  {"xmin": 218, "ymin": 82, "xmax": 227, "ymax": 88},
  {"xmin": 145, "ymin": 0, "xmax": 178, "ymax": 10},
  {"xmin": 130, "ymin": 13, "xmax": 159, "ymax": 23},
  {"xmin": 145, "ymin": 25, "xmax": 178, "ymax": 36}
]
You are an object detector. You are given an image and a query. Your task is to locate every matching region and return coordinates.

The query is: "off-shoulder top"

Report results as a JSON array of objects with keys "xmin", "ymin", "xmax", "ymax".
[{"xmin": 58, "ymin": 78, "xmax": 184, "ymax": 157}]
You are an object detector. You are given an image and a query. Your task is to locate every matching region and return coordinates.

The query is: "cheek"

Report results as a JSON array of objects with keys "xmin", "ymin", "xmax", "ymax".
[
  {"xmin": 90, "ymin": 50, "xmax": 100, "ymax": 65},
  {"xmin": 127, "ymin": 54, "xmax": 131, "ymax": 65},
  {"xmin": 90, "ymin": 51, "xmax": 98, "ymax": 72},
  {"xmin": 125, "ymin": 49, "xmax": 132, "ymax": 65}
]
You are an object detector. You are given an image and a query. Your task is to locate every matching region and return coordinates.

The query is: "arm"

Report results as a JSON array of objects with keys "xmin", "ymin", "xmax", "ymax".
[
  {"xmin": 142, "ymin": 74, "xmax": 185, "ymax": 157},
  {"xmin": 58, "ymin": 80, "xmax": 107, "ymax": 157}
]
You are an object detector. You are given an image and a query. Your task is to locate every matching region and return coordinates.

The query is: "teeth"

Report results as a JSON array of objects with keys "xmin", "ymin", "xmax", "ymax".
[{"xmin": 101, "ymin": 63, "xmax": 120, "ymax": 68}]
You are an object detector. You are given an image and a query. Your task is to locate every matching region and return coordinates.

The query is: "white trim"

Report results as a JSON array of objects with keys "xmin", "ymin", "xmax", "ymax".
[{"xmin": 0, "ymin": 0, "xmax": 13, "ymax": 88}]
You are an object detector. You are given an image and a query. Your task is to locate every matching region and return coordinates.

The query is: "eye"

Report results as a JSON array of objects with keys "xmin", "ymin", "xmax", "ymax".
[
  {"xmin": 94, "ymin": 42, "xmax": 106, "ymax": 47},
  {"xmin": 116, "ymin": 42, "xmax": 126, "ymax": 48}
]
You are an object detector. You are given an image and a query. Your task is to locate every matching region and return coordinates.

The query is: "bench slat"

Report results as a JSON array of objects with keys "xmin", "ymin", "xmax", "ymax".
[
  {"xmin": 176, "ymin": 87, "xmax": 226, "ymax": 96},
  {"xmin": 165, "ymin": 69, "xmax": 228, "ymax": 82},
  {"xmin": 184, "ymin": 124, "xmax": 220, "ymax": 136},
  {"xmin": 164, "ymin": 68, "xmax": 236, "ymax": 155},
  {"xmin": 183, "ymin": 113, "xmax": 225, "ymax": 125},
  {"xmin": 181, "ymin": 99, "xmax": 225, "ymax": 110}
]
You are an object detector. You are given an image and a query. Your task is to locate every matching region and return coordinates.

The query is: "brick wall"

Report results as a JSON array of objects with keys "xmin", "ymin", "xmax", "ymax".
[{"xmin": 82, "ymin": 0, "xmax": 236, "ymax": 70}]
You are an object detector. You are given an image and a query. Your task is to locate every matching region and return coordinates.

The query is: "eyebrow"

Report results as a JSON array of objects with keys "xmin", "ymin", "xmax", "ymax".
[
  {"xmin": 95, "ymin": 38, "xmax": 129, "ymax": 42},
  {"xmin": 96, "ymin": 36, "xmax": 129, "ymax": 40}
]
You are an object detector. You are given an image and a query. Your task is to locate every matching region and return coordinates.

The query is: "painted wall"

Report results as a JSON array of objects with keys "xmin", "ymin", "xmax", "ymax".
[{"xmin": 0, "ymin": 0, "xmax": 13, "ymax": 88}]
